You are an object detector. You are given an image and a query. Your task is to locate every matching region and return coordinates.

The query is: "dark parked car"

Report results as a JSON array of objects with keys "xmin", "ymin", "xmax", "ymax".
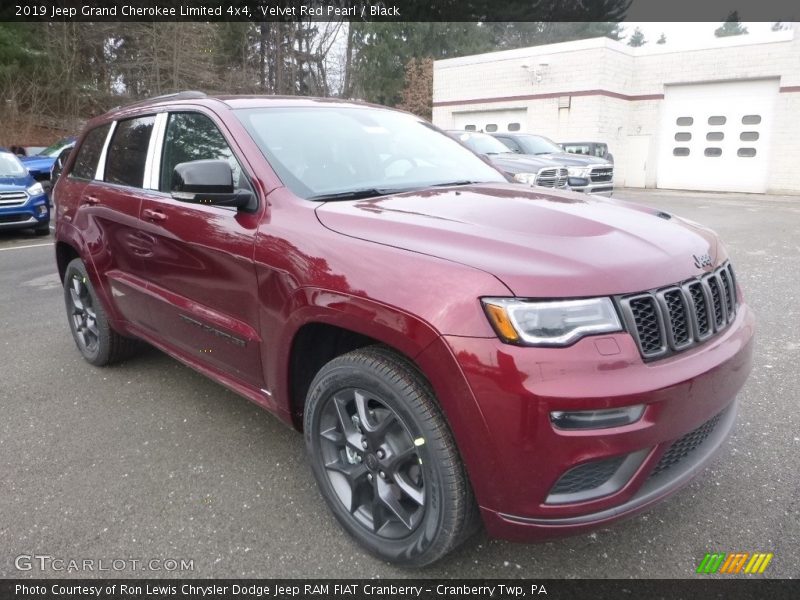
[
  {"xmin": 0, "ymin": 151, "xmax": 50, "ymax": 234},
  {"xmin": 493, "ymin": 133, "xmax": 614, "ymax": 196},
  {"xmin": 560, "ymin": 141, "xmax": 614, "ymax": 163},
  {"xmin": 446, "ymin": 130, "xmax": 569, "ymax": 189},
  {"xmin": 54, "ymin": 92, "xmax": 754, "ymax": 566}
]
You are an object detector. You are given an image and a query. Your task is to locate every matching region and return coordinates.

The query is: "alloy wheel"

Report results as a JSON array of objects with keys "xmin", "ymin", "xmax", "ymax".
[
  {"xmin": 317, "ymin": 387, "xmax": 426, "ymax": 539},
  {"xmin": 67, "ymin": 274, "xmax": 99, "ymax": 354}
]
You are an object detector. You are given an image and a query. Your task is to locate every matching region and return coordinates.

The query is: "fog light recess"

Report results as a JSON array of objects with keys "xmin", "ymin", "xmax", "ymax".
[{"xmin": 550, "ymin": 405, "xmax": 645, "ymax": 430}]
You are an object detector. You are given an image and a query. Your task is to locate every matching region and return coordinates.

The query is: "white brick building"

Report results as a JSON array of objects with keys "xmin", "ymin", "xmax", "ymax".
[{"xmin": 432, "ymin": 26, "xmax": 800, "ymax": 194}]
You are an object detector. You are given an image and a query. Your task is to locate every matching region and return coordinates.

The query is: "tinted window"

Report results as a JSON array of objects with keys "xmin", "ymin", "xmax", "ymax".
[
  {"xmin": 160, "ymin": 112, "xmax": 250, "ymax": 193},
  {"xmin": 71, "ymin": 124, "xmax": 110, "ymax": 180},
  {"xmin": 508, "ymin": 123, "xmax": 521, "ymax": 131},
  {"xmin": 485, "ymin": 124, "xmax": 498, "ymax": 132},
  {"xmin": 105, "ymin": 116, "xmax": 155, "ymax": 188}
]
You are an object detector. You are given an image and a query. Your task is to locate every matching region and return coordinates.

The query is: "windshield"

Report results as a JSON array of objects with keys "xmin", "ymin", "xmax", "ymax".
[
  {"xmin": 38, "ymin": 137, "xmax": 72, "ymax": 157},
  {"xmin": 235, "ymin": 107, "xmax": 506, "ymax": 199},
  {"xmin": 0, "ymin": 152, "xmax": 27, "ymax": 177},
  {"xmin": 453, "ymin": 132, "xmax": 512, "ymax": 155},
  {"xmin": 516, "ymin": 135, "xmax": 564, "ymax": 155}
]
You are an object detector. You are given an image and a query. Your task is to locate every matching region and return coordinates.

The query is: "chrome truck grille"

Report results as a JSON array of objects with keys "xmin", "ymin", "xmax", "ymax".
[
  {"xmin": 590, "ymin": 166, "xmax": 614, "ymax": 183},
  {"xmin": 536, "ymin": 167, "xmax": 568, "ymax": 188}
]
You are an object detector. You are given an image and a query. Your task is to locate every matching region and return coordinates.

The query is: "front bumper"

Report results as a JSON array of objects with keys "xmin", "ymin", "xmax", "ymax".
[
  {"xmin": 569, "ymin": 178, "xmax": 614, "ymax": 196},
  {"xmin": 0, "ymin": 193, "xmax": 50, "ymax": 230},
  {"xmin": 440, "ymin": 302, "xmax": 754, "ymax": 541}
]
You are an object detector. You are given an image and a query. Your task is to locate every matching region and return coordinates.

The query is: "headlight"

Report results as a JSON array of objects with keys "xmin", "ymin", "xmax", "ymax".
[
  {"xmin": 26, "ymin": 182, "xmax": 45, "ymax": 196},
  {"xmin": 512, "ymin": 172, "xmax": 538, "ymax": 185},
  {"xmin": 567, "ymin": 166, "xmax": 592, "ymax": 178},
  {"xmin": 482, "ymin": 297, "xmax": 622, "ymax": 346}
]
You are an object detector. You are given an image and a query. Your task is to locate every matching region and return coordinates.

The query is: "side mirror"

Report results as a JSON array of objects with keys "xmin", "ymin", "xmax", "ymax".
[{"xmin": 171, "ymin": 159, "xmax": 256, "ymax": 211}]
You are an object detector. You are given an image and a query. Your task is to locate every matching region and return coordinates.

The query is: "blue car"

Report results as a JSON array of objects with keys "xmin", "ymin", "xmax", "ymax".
[
  {"xmin": 0, "ymin": 151, "xmax": 50, "ymax": 235},
  {"xmin": 19, "ymin": 136, "xmax": 76, "ymax": 184}
]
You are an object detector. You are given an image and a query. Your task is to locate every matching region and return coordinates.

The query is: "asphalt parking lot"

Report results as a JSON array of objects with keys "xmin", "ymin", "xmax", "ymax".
[{"xmin": 1, "ymin": 189, "xmax": 798, "ymax": 579}]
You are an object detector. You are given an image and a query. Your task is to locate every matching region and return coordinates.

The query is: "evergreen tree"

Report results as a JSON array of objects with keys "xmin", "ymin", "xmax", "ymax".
[
  {"xmin": 715, "ymin": 12, "xmax": 749, "ymax": 37},
  {"xmin": 627, "ymin": 27, "xmax": 646, "ymax": 47}
]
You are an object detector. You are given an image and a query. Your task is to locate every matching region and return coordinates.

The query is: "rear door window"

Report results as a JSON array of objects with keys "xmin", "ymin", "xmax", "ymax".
[
  {"xmin": 71, "ymin": 124, "xmax": 111, "ymax": 180},
  {"xmin": 104, "ymin": 116, "xmax": 156, "ymax": 188}
]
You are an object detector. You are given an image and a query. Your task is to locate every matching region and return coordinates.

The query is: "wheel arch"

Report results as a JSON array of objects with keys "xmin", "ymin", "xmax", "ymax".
[{"xmin": 277, "ymin": 289, "xmax": 442, "ymax": 431}]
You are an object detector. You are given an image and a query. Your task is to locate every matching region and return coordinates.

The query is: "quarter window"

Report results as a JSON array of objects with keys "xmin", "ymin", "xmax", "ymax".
[
  {"xmin": 159, "ymin": 112, "xmax": 250, "ymax": 194},
  {"xmin": 104, "ymin": 116, "xmax": 155, "ymax": 188},
  {"xmin": 71, "ymin": 124, "xmax": 111, "ymax": 180}
]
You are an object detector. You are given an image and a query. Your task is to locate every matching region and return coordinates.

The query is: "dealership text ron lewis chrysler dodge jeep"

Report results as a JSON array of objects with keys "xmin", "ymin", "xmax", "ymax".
[{"xmin": 53, "ymin": 92, "xmax": 754, "ymax": 566}]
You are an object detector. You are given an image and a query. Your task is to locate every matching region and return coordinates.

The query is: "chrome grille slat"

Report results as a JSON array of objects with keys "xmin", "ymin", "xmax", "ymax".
[
  {"xmin": 619, "ymin": 262, "xmax": 738, "ymax": 361},
  {"xmin": 0, "ymin": 191, "xmax": 29, "ymax": 207},
  {"xmin": 535, "ymin": 167, "xmax": 568, "ymax": 188}
]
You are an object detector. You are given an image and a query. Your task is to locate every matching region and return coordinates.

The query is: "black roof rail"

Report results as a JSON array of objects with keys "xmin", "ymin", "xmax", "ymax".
[{"xmin": 111, "ymin": 90, "xmax": 208, "ymax": 111}]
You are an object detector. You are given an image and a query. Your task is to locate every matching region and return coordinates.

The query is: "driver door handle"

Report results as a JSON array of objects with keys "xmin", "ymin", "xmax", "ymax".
[{"xmin": 142, "ymin": 208, "xmax": 167, "ymax": 222}]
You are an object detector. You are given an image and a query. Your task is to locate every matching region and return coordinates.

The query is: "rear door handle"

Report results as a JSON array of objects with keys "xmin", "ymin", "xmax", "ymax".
[{"xmin": 142, "ymin": 208, "xmax": 167, "ymax": 222}]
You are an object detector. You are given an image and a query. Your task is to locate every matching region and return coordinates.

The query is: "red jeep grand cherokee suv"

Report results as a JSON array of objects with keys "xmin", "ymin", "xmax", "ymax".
[{"xmin": 53, "ymin": 92, "xmax": 754, "ymax": 566}]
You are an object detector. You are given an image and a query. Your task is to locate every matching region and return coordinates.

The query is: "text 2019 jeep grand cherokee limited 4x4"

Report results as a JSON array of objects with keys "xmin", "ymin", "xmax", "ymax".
[{"xmin": 53, "ymin": 92, "xmax": 754, "ymax": 566}]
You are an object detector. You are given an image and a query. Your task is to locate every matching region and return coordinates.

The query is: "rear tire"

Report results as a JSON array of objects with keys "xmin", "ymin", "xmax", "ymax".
[
  {"xmin": 304, "ymin": 345, "xmax": 479, "ymax": 566},
  {"xmin": 63, "ymin": 258, "xmax": 139, "ymax": 366}
]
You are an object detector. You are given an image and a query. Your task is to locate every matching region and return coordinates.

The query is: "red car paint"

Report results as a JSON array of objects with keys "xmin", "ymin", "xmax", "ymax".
[{"xmin": 53, "ymin": 95, "xmax": 754, "ymax": 541}]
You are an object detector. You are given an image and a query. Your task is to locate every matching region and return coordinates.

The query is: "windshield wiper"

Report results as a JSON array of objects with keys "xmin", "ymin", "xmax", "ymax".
[
  {"xmin": 430, "ymin": 180, "xmax": 484, "ymax": 187},
  {"xmin": 308, "ymin": 188, "xmax": 409, "ymax": 202}
]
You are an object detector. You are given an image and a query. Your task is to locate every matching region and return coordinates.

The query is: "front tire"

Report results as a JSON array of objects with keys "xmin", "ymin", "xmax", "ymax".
[
  {"xmin": 304, "ymin": 346, "xmax": 479, "ymax": 566},
  {"xmin": 34, "ymin": 222, "xmax": 50, "ymax": 236},
  {"xmin": 63, "ymin": 258, "xmax": 139, "ymax": 366}
]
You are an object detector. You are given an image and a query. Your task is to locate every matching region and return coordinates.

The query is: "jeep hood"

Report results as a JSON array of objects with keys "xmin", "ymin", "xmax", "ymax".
[{"xmin": 315, "ymin": 183, "xmax": 723, "ymax": 297}]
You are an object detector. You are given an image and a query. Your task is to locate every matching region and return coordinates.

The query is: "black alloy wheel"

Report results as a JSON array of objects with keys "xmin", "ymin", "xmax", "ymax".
[
  {"xmin": 305, "ymin": 346, "xmax": 479, "ymax": 566},
  {"xmin": 318, "ymin": 386, "xmax": 426, "ymax": 538},
  {"xmin": 63, "ymin": 258, "xmax": 140, "ymax": 366}
]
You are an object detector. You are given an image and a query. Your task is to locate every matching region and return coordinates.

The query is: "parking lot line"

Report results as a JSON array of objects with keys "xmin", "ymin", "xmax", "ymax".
[{"xmin": 0, "ymin": 242, "xmax": 54, "ymax": 252}]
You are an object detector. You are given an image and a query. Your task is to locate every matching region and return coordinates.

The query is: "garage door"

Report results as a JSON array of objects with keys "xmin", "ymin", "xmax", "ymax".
[
  {"xmin": 452, "ymin": 109, "xmax": 527, "ymax": 133},
  {"xmin": 656, "ymin": 79, "xmax": 779, "ymax": 193}
]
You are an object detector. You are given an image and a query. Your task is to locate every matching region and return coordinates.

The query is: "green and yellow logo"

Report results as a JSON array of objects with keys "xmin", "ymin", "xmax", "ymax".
[{"xmin": 696, "ymin": 552, "xmax": 773, "ymax": 574}]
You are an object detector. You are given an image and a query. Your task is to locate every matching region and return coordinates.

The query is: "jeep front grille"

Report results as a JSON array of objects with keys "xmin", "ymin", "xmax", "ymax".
[
  {"xmin": 536, "ymin": 167, "xmax": 568, "ymax": 188},
  {"xmin": 618, "ymin": 262, "xmax": 738, "ymax": 360}
]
